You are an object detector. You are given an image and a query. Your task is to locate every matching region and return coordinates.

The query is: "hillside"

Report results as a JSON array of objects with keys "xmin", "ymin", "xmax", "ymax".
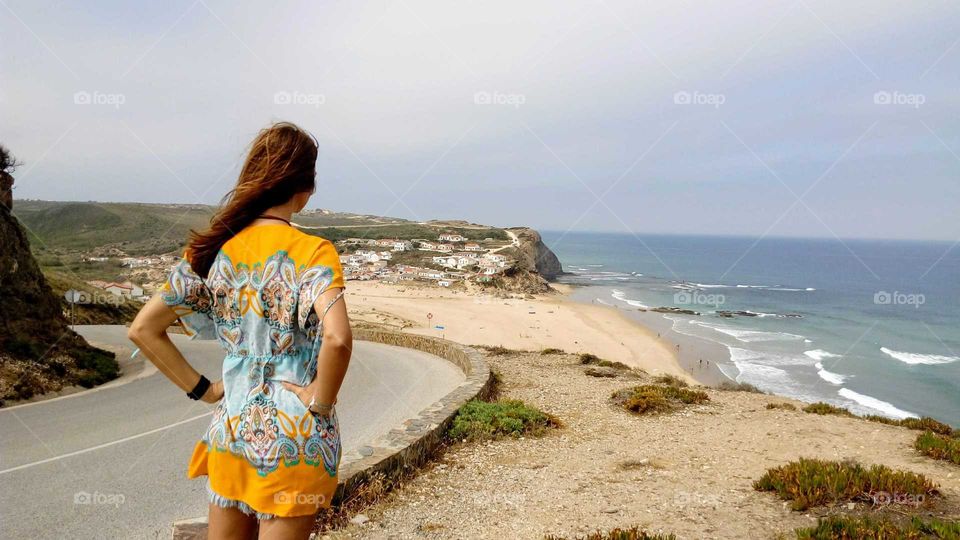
[
  {"xmin": 13, "ymin": 200, "xmax": 411, "ymax": 255},
  {"xmin": 0, "ymin": 205, "xmax": 118, "ymax": 404},
  {"xmin": 14, "ymin": 200, "xmax": 563, "ymax": 300}
]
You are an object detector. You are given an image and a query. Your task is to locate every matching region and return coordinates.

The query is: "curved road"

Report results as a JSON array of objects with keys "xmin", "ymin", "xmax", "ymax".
[{"xmin": 0, "ymin": 326, "xmax": 464, "ymax": 539}]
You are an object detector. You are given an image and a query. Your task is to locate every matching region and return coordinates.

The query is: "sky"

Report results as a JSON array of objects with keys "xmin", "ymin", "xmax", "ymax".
[{"xmin": 1, "ymin": 0, "xmax": 958, "ymax": 241}]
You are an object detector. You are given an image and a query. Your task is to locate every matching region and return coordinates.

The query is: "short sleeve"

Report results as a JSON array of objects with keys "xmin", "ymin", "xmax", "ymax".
[
  {"xmin": 297, "ymin": 240, "xmax": 344, "ymax": 331},
  {"xmin": 159, "ymin": 256, "xmax": 216, "ymax": 340}
]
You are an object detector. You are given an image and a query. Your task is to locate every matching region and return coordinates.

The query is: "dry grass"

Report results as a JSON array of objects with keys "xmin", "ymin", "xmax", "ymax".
[
  {"xmin": 715, "ymin": 381, "xmax": 764, "ymax": 393},
  {"xmin": 611, "ymin": 385, "xmax": 709, "ymax": 415},
  {"xmin": 652, "ymin": 374, "xmax": 687, "ymax": 387},
  {"xmin": 802, "ymin": 402, "xmax": 856, "ymax": 417},
  {"xmin": 793, "ymin": 515, "xmax": 960, "ymax": 539},
  {"xmin": 766, "ymin": 402, "xmax": 798, "ymax": 411},
  {"xmin": 754, "ymin": 458, "xmax": 939, "ymax": 511},
  {"xmin": 544, "ymin": 527, "xmax": 677, "ymax": 540},
  {"xmin": 579, "ymin": 352, "xmax": 631, "ymax": 370},
  {"xmin": 315, "ymin": 473, "xmax": 390, "ymax": 532}
]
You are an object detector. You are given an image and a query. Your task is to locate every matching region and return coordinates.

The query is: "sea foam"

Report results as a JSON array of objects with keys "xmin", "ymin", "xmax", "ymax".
[
  {"xmin": 610, "ymin": 289, "xmax": 649, "ymax": 309},
  {"xmin": 839, "ymin": 388, "xmax": 917, "ymax": 419},
  {"xmin": 880, "ymin": 347, "xmax": 960, "ymax": 365},
  {"xmin": 688, "ymin": 320, "xmax": 805, "ymax": 343}
]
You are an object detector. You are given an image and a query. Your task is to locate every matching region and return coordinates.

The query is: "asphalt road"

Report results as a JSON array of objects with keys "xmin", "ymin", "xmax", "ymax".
[{"xmin": 0, "ymin": 325, "xmax": 464, "ymax": 539}]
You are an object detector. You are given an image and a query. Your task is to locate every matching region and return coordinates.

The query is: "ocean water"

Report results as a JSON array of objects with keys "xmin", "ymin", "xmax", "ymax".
[{"xmin": 541, "ymin": 231, "xmax": 960, "ymax": 424}]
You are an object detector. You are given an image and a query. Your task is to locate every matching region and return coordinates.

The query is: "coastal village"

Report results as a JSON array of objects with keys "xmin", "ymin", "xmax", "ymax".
[
  {"xmin": 77, "ymin": 231, "xmax": 518, "ymax": 302},
  {"xmin": 337, "ymin": 232, "xmax": 515, "ymax": 287}
]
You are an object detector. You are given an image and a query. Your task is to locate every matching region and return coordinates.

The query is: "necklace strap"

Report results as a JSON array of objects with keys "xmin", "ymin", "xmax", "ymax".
[{"xmin": 257, "ymin": 215, "xmax": 291, "ymax": 226}]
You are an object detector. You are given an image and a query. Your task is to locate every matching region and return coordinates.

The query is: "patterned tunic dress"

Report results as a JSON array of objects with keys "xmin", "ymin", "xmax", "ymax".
[{"xmin": 159, "ymin": 224, "xmax": 345, "ymax": 518}]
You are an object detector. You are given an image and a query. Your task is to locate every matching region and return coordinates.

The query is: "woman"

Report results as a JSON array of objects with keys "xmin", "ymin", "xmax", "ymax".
[{"xmin": 129, "ymin": 122, "xmax": 352, "ymax": 539}]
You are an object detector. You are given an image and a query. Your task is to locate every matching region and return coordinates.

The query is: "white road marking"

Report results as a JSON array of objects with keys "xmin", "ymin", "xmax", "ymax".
[{"xmin": 0, "ymin": 412, "xmax": 212, "ymax": 476}]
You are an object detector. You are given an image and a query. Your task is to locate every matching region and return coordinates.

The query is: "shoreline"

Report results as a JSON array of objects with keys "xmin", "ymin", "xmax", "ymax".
[
  {"xmin": 345, "ymin": 281, "xmax": 714, "ymax": 386},
  {"xmin": 562, "ymin": 283, "xmax": 733, "ymax": 387}
]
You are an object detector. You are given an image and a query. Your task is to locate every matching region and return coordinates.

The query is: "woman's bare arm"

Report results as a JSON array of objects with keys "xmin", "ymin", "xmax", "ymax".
[
  {"xmin": 128, "ymin": 296, "xmax": 223, "ymax": 403},
  {"xmin": 283, "ymin": 287, "xmax": 352, "ymax": 408}
]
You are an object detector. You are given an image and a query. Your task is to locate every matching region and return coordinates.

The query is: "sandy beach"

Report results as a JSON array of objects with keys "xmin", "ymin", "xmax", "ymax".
[{"xmin": 346, "ymin": 281, "xmax": 707, "ymax": 385}]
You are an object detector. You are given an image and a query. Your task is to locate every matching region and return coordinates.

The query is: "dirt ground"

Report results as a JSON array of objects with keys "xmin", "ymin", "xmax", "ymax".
[{"xmin": 323, "ymin": 349, "xmax": 960, "ymax": 540}]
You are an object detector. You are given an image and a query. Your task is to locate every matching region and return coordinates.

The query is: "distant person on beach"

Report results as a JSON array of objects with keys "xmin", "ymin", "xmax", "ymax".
[{"xmin": 129, "ymin": 122, "xmax": 350, "ymax": 539}]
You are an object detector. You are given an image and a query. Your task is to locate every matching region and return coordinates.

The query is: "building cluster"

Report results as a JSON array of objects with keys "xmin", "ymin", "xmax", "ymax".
[
  {"xmin": 85, "ymin": 280, "xmax": 149, "ymax": 302},
  {"xmin": 338, "ymin": 233, "xmax": 513, "ymax": 286},
  {"xmin": 118, "ymin": 255, "xmax": 175, "ymax": 268}
]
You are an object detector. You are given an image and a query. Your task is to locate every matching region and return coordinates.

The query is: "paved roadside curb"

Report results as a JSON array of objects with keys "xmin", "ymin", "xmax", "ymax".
[{"xmin": 172, "ymin": 329, "xmax": 493, "ymax": 539}]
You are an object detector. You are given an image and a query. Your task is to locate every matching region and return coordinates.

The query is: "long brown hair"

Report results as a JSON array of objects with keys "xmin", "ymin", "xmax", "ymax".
[{"xmin": 187, "ymin": 122, "xmax": 318, "ymax": 278}]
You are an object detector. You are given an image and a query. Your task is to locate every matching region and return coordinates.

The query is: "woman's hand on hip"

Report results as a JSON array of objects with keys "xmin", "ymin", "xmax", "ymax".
[
  {"xmin": 201, "ymin": 380, "xmax": 224, "ymax": 404},
  {"xmin": 281, "ymin": 381, "xmax": 314, "ymax": 408}
]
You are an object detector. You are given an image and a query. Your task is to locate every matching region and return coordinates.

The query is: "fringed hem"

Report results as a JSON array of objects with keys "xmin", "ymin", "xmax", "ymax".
[{"xmin": 206, "ymin": 480, "xmax": 276, "ymax": 520}]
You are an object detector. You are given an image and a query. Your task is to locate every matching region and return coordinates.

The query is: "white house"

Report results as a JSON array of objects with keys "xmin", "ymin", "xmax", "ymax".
[
  {"xmin": 102, "ymin": 281, "xmax": 143, "ymax": 298},
  {"xmin": 483, "ymin": 253, "xmax": 509, "ymax": 267},
  {"xmin": 435, "ymin": 243, "xmax": 454, "ymax": 253},
  {"xmin": 463, "ymin": 243, "xmax": 483, "ymax": 252},
  {"xmin": 438, "ymin": 233, "xmax": 467, "ymax": 242}
]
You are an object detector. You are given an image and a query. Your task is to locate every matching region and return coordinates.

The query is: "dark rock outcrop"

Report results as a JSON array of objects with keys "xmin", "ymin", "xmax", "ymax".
[
  {"xmin": 0, "ymin": 206, "xmax": 118, "ymax": 404},
  {"xmin": 0, "ymin": 172, "xmax": 12, "ymax": 210},
  {"xmin": 509, "ymin": 228, "xmax": 564, "ymax": 281}
]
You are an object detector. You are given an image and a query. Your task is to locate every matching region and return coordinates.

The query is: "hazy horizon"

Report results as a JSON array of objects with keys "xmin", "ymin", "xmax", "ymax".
[
  {"xmin": 13, "ymin": 197, "xmax": 958, "ymax": 245},
  {"xmin": 3, "ymin": 1, "xmax": 959, "ymax": 242}
]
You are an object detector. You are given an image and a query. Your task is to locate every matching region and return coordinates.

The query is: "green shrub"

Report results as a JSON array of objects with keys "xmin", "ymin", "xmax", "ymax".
[
  {"xmin": 766, "ymin": 402, "xmax": 797, "ymax": 411},
  {"xmin": 916, "ymin": 431, "xmax": 960, "ymax": 465},
  {"xmin": 540, "ymin": 348, "xmax": 564, "ymax": 355},
  {"xmin": 73, "ymin": 348, "xmax": 119, "ymax": 388},
  {"xmin": 544, "ymin": 527, "xmax": 676, "ymax": 540},
  {"xmin": 754, "ymin": 458, "xmax": 938, "ymax": 511},
  {"xmin": 715, "ymin": 381, "xmax": 764, "ymax": 393},
  {"xmin": 653, "ymin": 374, "xmax": 687, "ymax": 387},
  {"xmin": 612, "ymin": 385, "xmax": 709, "ymax": 415},
  {"xmin": 481, "ymin": 345, "xmax": 517, "ymax": 356},
  {"xmin": 448, "ymin": 399, "xmax": 558, "ymax": 442},
  {"xmin": 802, "ymin": 402, "xmax": 855, "ymax": 417},
  {"xmin": 6, "ymin": 337, "xmax": 44, "ymax": 359},
  {"xmin": 579, "ymin": 353, "xmax": 630, "ymax": 370},
  {"xmin": 900, "ymin": 417, "xmax": 955, "ymax": 436},
  {"xmin": 793, "ymin": 515, "xmax": 960, "ymax": 539}
]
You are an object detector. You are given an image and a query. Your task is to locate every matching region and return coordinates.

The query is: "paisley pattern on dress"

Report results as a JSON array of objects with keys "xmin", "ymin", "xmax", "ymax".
[{"xmin": 160, "ymin": 229, "xmax": 344, "ymax": 509}]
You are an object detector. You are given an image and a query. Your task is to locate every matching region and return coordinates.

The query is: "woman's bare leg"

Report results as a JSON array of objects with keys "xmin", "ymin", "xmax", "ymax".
[
  {"xmin": 208, "ymin": 504, "xmax": 258, "ymax": 540},
  {"xmin": 257, "ymin": 514, "xmax": 316, "ymax": 540}
]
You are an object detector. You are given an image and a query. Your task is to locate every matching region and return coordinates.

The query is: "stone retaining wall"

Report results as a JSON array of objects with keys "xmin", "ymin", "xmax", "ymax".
[{"xmin": 172, "ymin": 330, "xmax": 493, "ymax": 539}]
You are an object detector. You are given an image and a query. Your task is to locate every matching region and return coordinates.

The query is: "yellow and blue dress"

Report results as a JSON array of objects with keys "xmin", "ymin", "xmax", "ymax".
[{"xmin": 160, "ymin": 224, "xmax": 345, "ymax": 518}]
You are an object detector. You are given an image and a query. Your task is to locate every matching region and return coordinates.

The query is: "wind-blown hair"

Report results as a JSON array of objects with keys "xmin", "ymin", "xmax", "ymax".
[{"xmin": 186, "ymin": 122, "xmax": 318, "ymax": 278}]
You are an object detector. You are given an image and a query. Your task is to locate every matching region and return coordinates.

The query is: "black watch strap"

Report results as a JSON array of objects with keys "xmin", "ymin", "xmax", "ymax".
[{"xmin": 188, "ymin": 375, "xmax": 211, "ymax": 400}]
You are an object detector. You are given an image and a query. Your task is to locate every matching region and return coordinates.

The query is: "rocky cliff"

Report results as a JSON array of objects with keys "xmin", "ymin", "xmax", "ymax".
[
  {"xmin": 0, "ymin": 205, "xmax": 118, "ymax": 404},
  {"xmin": 490, "ymin": 228, "xmax": 564, "ymax": 294},
  {"xmin": 509, "ymin": 228, "xmax": 564, "ymax": 280}
]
